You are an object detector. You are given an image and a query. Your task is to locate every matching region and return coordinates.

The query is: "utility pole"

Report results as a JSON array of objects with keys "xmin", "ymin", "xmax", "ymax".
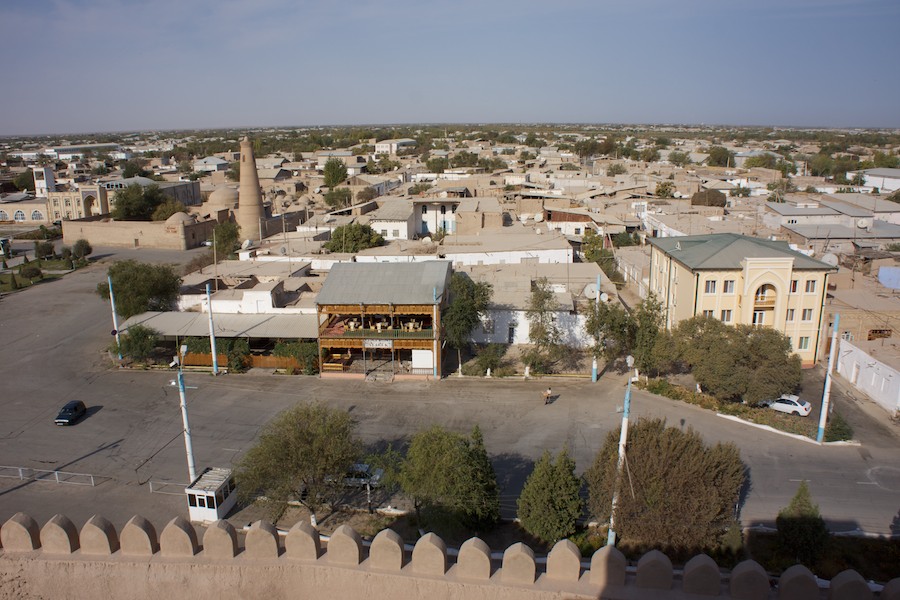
[
  {"xmin": 592, "ymin": 273, "xmax": 601, "ymax": 382},
  {"xmin": 174, "ymin": 345, "xmax": 198, "ymax": 482},
  {"xmin": 108, "ymin": 275, "xmax": 122, "ymax": 360},
  {"xmin": 607, "ymin": 355, "xmax": 635, "ymax": 546},
  {"xmin": 817, "ymin": 313, "xmax": 839, "ymax": 443},
  {"xmin": 206, "ymin": 283, "xmax": 219, "ymax": 376}
]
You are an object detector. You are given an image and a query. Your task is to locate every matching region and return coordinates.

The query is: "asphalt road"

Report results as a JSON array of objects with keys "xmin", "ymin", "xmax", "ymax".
[{"xmin": 1, "ymin": 246, "xmax": 898, "ymax": 537}]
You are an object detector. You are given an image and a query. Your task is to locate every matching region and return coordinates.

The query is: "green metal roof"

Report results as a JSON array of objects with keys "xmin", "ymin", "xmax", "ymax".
[{"xmin": 648, "ymin": 233, "xmax": 835, "ymax": 271}]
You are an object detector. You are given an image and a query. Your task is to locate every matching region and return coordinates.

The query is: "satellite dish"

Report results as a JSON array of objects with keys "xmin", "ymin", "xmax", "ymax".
[
  {"xmin": 600, "ymin": 292, "xmax": 610, "ymax": 303},
  {"xmin": 534, "ymin": 213, "xmax": 544, "ymax": 222},
  {"xmin": 821, "ymin": 253, "xmax": 838, "ymax": 267},
  {"xmin": 583, "ymin": 283, "xmax": 600, "ymax": 300},
  {"xmin": 241, "ymin": 239, "xmax": 253, "ymax": 249},
  {"xmin": 279, "ymin": 246, "xmax": 287, "ymax": 256},
  {"xmin": 422, "ymin": 236, "xmax": 432, "ymax": 244}
]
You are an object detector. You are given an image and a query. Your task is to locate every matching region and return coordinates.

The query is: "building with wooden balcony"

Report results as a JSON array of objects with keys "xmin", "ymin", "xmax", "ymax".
[
  {"xmin": 648, "ymin": 233, "xmax": 836, "ymax": 367},
  {"xmin": 315, "ymin": 261, "xmax": 451, "ymax": 380}
]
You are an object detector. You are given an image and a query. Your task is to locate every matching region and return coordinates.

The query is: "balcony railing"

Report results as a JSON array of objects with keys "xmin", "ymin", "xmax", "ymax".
[
  {"xmin": 322, "ymin": 327, "xmax": 434, "ymax": 340},
  {"xmin": 753, "ymin": 296, "xmax": 776, "ymax": 308}
]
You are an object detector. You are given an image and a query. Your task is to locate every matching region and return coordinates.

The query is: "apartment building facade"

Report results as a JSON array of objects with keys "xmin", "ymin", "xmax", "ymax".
[{"xmin": 648, "ymin": 233, "xmax": 835, "ymax": 366}]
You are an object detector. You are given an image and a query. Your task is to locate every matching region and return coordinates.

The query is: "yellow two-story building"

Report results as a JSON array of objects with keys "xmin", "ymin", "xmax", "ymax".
[{"xmin": 648, "ymin": 233, "xmax": 836, "ymax": 367}]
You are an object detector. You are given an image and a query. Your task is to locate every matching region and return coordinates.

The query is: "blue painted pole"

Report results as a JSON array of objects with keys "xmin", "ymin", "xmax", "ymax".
[
  {"xmin": 108, "ymin": 275, "xmax": 122, "ymax": 360},
  {"xmin": 592, "ymin": 274, "xmax": 601, "ymax": 382},
  {"xmin": 206, "ymin": 283, "xmax": 219, "ymax": 375},
  {"xmin": 817, "ymin": 313, "xmax": 839, "ymax": 443},
  {"xmin": 607, "ymin": 356, "xmax": 634, "ymax": 546}
]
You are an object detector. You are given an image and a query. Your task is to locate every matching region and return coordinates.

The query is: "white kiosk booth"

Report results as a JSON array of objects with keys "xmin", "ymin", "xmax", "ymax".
[{"xmin": 185, "ymin": 467, "xmax": 238, "ymax": 523}]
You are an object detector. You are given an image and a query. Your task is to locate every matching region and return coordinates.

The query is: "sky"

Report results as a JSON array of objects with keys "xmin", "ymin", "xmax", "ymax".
[{"xmin": 1, "ymin": 0, "xmax": 898, "ymax": 136}]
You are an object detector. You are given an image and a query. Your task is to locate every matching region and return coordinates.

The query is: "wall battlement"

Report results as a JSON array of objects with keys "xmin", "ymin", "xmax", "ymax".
[{"xmin": 1, "ymin": 512, "xmax": 897, "ymax": 600}]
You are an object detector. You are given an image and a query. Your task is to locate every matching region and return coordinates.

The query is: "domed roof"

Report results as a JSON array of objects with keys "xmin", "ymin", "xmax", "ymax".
[
  {"xmin": 165, "ymin": 211, "xmax": 195, "ymax": 226},
  {"xmin": 208, "ymin": 187, "xmax": 239, "ymax": 208}
]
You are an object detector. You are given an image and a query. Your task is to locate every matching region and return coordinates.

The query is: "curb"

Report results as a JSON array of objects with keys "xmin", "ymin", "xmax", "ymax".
[{"xmin": 715, "ymin": 414, "xmax": 860, "ymax": 446}]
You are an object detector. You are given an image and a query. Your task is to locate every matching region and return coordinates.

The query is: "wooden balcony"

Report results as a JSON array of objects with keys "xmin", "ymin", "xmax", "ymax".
[{"xmin": 753, "ymin": 296, "xmax": 776, "ymax": 308}]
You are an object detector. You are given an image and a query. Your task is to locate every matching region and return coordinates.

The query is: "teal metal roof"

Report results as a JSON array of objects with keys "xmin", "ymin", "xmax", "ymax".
[{"xmin": 648, "ymin": 233, "xmax": 834, "ymax": 271}]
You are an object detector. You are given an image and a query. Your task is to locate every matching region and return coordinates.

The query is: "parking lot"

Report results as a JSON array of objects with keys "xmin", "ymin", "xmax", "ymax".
[{"xmin": 1, "ymin": 246, "xmax": 898, "ymax": 536}]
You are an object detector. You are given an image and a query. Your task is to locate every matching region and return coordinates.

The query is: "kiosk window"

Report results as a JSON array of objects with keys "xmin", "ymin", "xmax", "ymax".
[{"xmin": 188, "ymin": 494, "xmax": 197, "ymax": 507}]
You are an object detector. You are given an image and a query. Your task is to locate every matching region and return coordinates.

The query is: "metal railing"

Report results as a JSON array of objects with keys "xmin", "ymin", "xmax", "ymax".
[
  {"xmin": 148, "ymin": 480, "xmax": 189, "ymax": 496},
  {"xmin": 328, "ymin": 328, "xmax": 434, "ymax": 340},
  {"xmin": 0, "ymin": 465, "xmax": 96, "ymax": 487}
]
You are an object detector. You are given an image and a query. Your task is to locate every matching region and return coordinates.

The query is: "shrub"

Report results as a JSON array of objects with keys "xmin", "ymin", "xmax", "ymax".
[
  {"xmin": 825, "ymin": 411, "xmax": 853, "ymax": 442},
  {"xmin": 273, "ymin": 340, "xmax": 320, "ymax": 374},
  {"xmin": 117, "ymin": 325, "xmax": 159, "ymax": 361},
  {"xmin": 19, "ymin": 264, "xmax": 42, "ymax": 280},
  {"xmin": 586, "ymin": 417, "xmax": 745, "ymax": 554},
  {"xmin": 517, "ymin": 449, "xmax": 582, "ymax": 543},
  {"xmin": 776, "ymin": 481, "xmax": 829, "ymax": 565}
]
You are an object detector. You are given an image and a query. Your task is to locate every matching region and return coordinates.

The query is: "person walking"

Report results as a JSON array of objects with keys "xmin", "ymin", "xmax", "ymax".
[{"xmin": 543, "ymin": 387, "xmax": 552, "ymax": 404}]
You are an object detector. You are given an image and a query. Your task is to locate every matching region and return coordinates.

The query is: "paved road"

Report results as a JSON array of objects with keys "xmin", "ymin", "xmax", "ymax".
[{"xmin": 1, "ymin": 246, "xmax": 898, "ymax": 537}]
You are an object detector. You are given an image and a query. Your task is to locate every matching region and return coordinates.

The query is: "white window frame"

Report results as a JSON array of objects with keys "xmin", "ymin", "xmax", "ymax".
[
  {"xmin": 721, "ymin": 309, "xmax": 732, "ymax": 322},
  {"xmin": 805, "ymin": 280, "xmax": 816, "ymax": 294},
  {"xmin": 802, "ymin": 308, "xmax": 813, "ymax": 321},
  {"xmin": 704, "ymin": 280, "xmax": 716, "ymax": 294},
  {"xmin": 723, "ymin": 280, "xmax": 735, "ymax": 294},
  {"xmin": 786, "ymin": 309, "xmax": 795, "ymax": 321},
  {"xmin": 798, "ymin": 336, "xmax": 810, "ymax": 350}
]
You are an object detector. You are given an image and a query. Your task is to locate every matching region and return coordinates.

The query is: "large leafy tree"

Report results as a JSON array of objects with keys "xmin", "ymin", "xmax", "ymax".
[
  {"xmin": 707, "ymin": 146, "xmax": 735, "ymax": 167},
  {"xmin": 667, "ymin": 150, "xmax": 691, "ymax": 167},
  {"xmin": 111, "ymin": 184, "xmax": 168, "ymax": 221},
  {"xmin": 672, "ymin": 316, "xmax": 801, "ymax": 403},
  {"xmin": 13, "ymin": 171, "xmax": 35, "ymax": 191},
  {"xmin": 443, "ymin": 272, "xmax": 493, "ymax": 373},
  {"xmin": 324, "ymin": 187, "xmax": 352, "ymax": 208},
  {"xmin": 586, "ymin": 417, "xmax": 744, "ymax": 553},
  {"xmin": 517, "ymin": 448, "xmax": 582, "ymax": 543},
  {"xmin": 96, "ymin": 260, "xmax": 181, "ymax": 319},
  {"xmin": 399, "ymin": 425, "xmax": 500, "ymax": 531},
  {"xmin": 214, "ymin": 221, "xmax": 241, "ymax": 259},
  {"xmin": 323, "ymin": 157, "xmax": 348, "ymax": 188},
  {"xmin": 323, "ymin": 223, "xmax": 383, "ymax": 253},
  {"xmin": 235, "ymin": 403, "xmax": 360, "ymax": 520},
  {"xmin": 523, "ymin": 277, "xmax": 564, "ymax": 373}
]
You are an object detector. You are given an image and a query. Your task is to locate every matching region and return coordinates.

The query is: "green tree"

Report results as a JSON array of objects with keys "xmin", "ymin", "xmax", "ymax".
[
  {"xmin": 586, "ymin": 417, "xmax": 744, "ymax": 552},
  {"xmin": 632, "ymin": 294, "xmax": 663, "ymax": 374},
  {"xmin": 214, "ymin": 221, "xmax": 241, "ymax": 258},
  {"xmin": 443, "ymin": 272, "xmax": 493, "ymax": 373},
  {"xmin": 398, "ymin": 425, "xmax": 500, "ymax": 531},
  {"xmin": 19, "ymin": 264, "xmax": 42, "ymax": 281},
  {"xmin": 151, "ymin": 199, "xmax": 187, "ymax": 221},
  {"xmin": 121, "ymin": 160, "xmax": 149, "ymax": 179},
  {"xmin": 33, "ymin": 241, "xmax": 55, "ymax": 260},
  {"xmin": 874, "ymin": 151, "xmax": 899, "ymax": 169},
  {"xmin": 450, "ymin": 151, "xmax": 479, "ymax": 168},
  {"xmin": 225, "ymin": 163, "xmax": 240, "ymax": 182},
  {"xmin": 776, "ymin": 481, "xmax": 829, "ymax": 565},
  {"xmin": 517, "ymin": 449, "xmax": 582, "ymax": 543},
  {"xmin": 743, "ymin": 154, "xmax": 777, "ymax": 170},
  {"xmin": 524, "ymin": 133, "xmax": 544, "ymax": 148},
  {"xmin": 606, "ymin": 163, "xmax": 627, "ymax": 176},
  {"xmin": 667, "ymin": 151, "xmax": 691, "ymax": 167},
  {"xmin": 523, "ymin": 277, "xmax": 563, "ymax": 373},
  {"xmin": 640, "ymin": 147, "xmax": 660, "ymax": 163},
  {"xmin": 655, "ymin": 181, "xmax": 675, "ymax": 198},
  {"xmin": 117, "ymin": 325, "xmax": 159, "ymax": 360},
  {"xmin": 409, "ymin": 182, "xmax": 432, "ymax": 195},
  {"xmin": 13, "ymin": 171, "xmax": 35, "ymax": 192},
  {"xmin": 97, "ymin": 260, "xmax": 181, "ymax": 319},
  {"xmin": 323, "ymin": 223, "xmax": 384, "ymax": 253},
  {"xmin": 672, "ymin": 317, "xmax": 801, "ymax": 403},
  {"xmin": 72, "ymin": 239, "xmax": 93, "ymax": 260},
  {"xmin": 586, "ymin": 299, "xmax": 634, "ymax": 361},
  {"xmin": 324, "ymin": 187, "xmax": 352, "ymax": 208},
  {"xmin": 111, "ymin": 184, "xmax": 168, "ymax": 221},
  {"xmin": 235, "ymin": 404, "xmax": 360, "ymax": 520},
  {"xmin": 731, "ymin": 186, "xmax": 751, "ymax": 197},
  {"xmin": 809, "ymin": 154, "xmax": 834, "ymax": 177},
  {"xmin": 707, "ymin": 146, "xmax": 735, "ymax": 167},
  {"xmin": 426, "ymin": 157, "xmax": 449, "ymax": 173},
  {"xmin": 356, "ymin": 186, "xmax": 378, "ymax": 202},
  {"xmin": 323, "ymin": 157, "xmax": 348, "ymax": 188}
]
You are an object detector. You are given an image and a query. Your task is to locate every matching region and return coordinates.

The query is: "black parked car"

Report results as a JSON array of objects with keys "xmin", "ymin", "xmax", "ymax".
[{"xmin": 55, "ymin": 400, "xmax": 86, "ymax": 426}]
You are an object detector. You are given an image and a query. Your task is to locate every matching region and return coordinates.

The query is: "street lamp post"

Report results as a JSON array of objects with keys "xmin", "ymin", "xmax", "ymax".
[
  {"xmin": 607, "ymin": 354, "xmax": 635, "ymax": 547},
  {"xmin": 817, "ymin": 313, "xmax": 840, "ymax": 443},
  {"xmin": 173, "ymin": 344, "xmax": 198, "ymax": 482}
]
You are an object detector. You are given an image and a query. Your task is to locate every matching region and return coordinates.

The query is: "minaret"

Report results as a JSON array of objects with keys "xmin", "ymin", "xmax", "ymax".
[{"xmin": 237, "ymin": 136, "xmax": 265, "ymax": 242}]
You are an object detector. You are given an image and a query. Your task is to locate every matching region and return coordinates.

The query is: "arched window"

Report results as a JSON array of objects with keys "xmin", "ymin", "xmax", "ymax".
[
  {"xmin": 65, "ymin": 199, "xmax": 72, "ymax": 207},
  {"xmin": 14, "ymin": 210, "xmax": 25, "ymax": 222},
  {"xmin": 31, "ymin": 210, "xmax": 44, "ymax": 221},
  {"xmin": 0, "ymin": 210, "xmax": 8, "ymax": 221},
  {"xmin": 421, "ymin": 205, "xmax": 427, "ymax": 214}
]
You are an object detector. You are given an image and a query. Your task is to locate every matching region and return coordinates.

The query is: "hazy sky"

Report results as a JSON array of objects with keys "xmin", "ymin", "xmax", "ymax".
[{"xmin": 2, "ymin": 0, "xmax": 898, "ymax": 135}]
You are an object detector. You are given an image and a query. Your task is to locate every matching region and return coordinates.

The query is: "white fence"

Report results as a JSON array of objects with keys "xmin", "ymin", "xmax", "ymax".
[{"xmin": 0, "ymin": 465, "xmax": 96, "ymax": 486}]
